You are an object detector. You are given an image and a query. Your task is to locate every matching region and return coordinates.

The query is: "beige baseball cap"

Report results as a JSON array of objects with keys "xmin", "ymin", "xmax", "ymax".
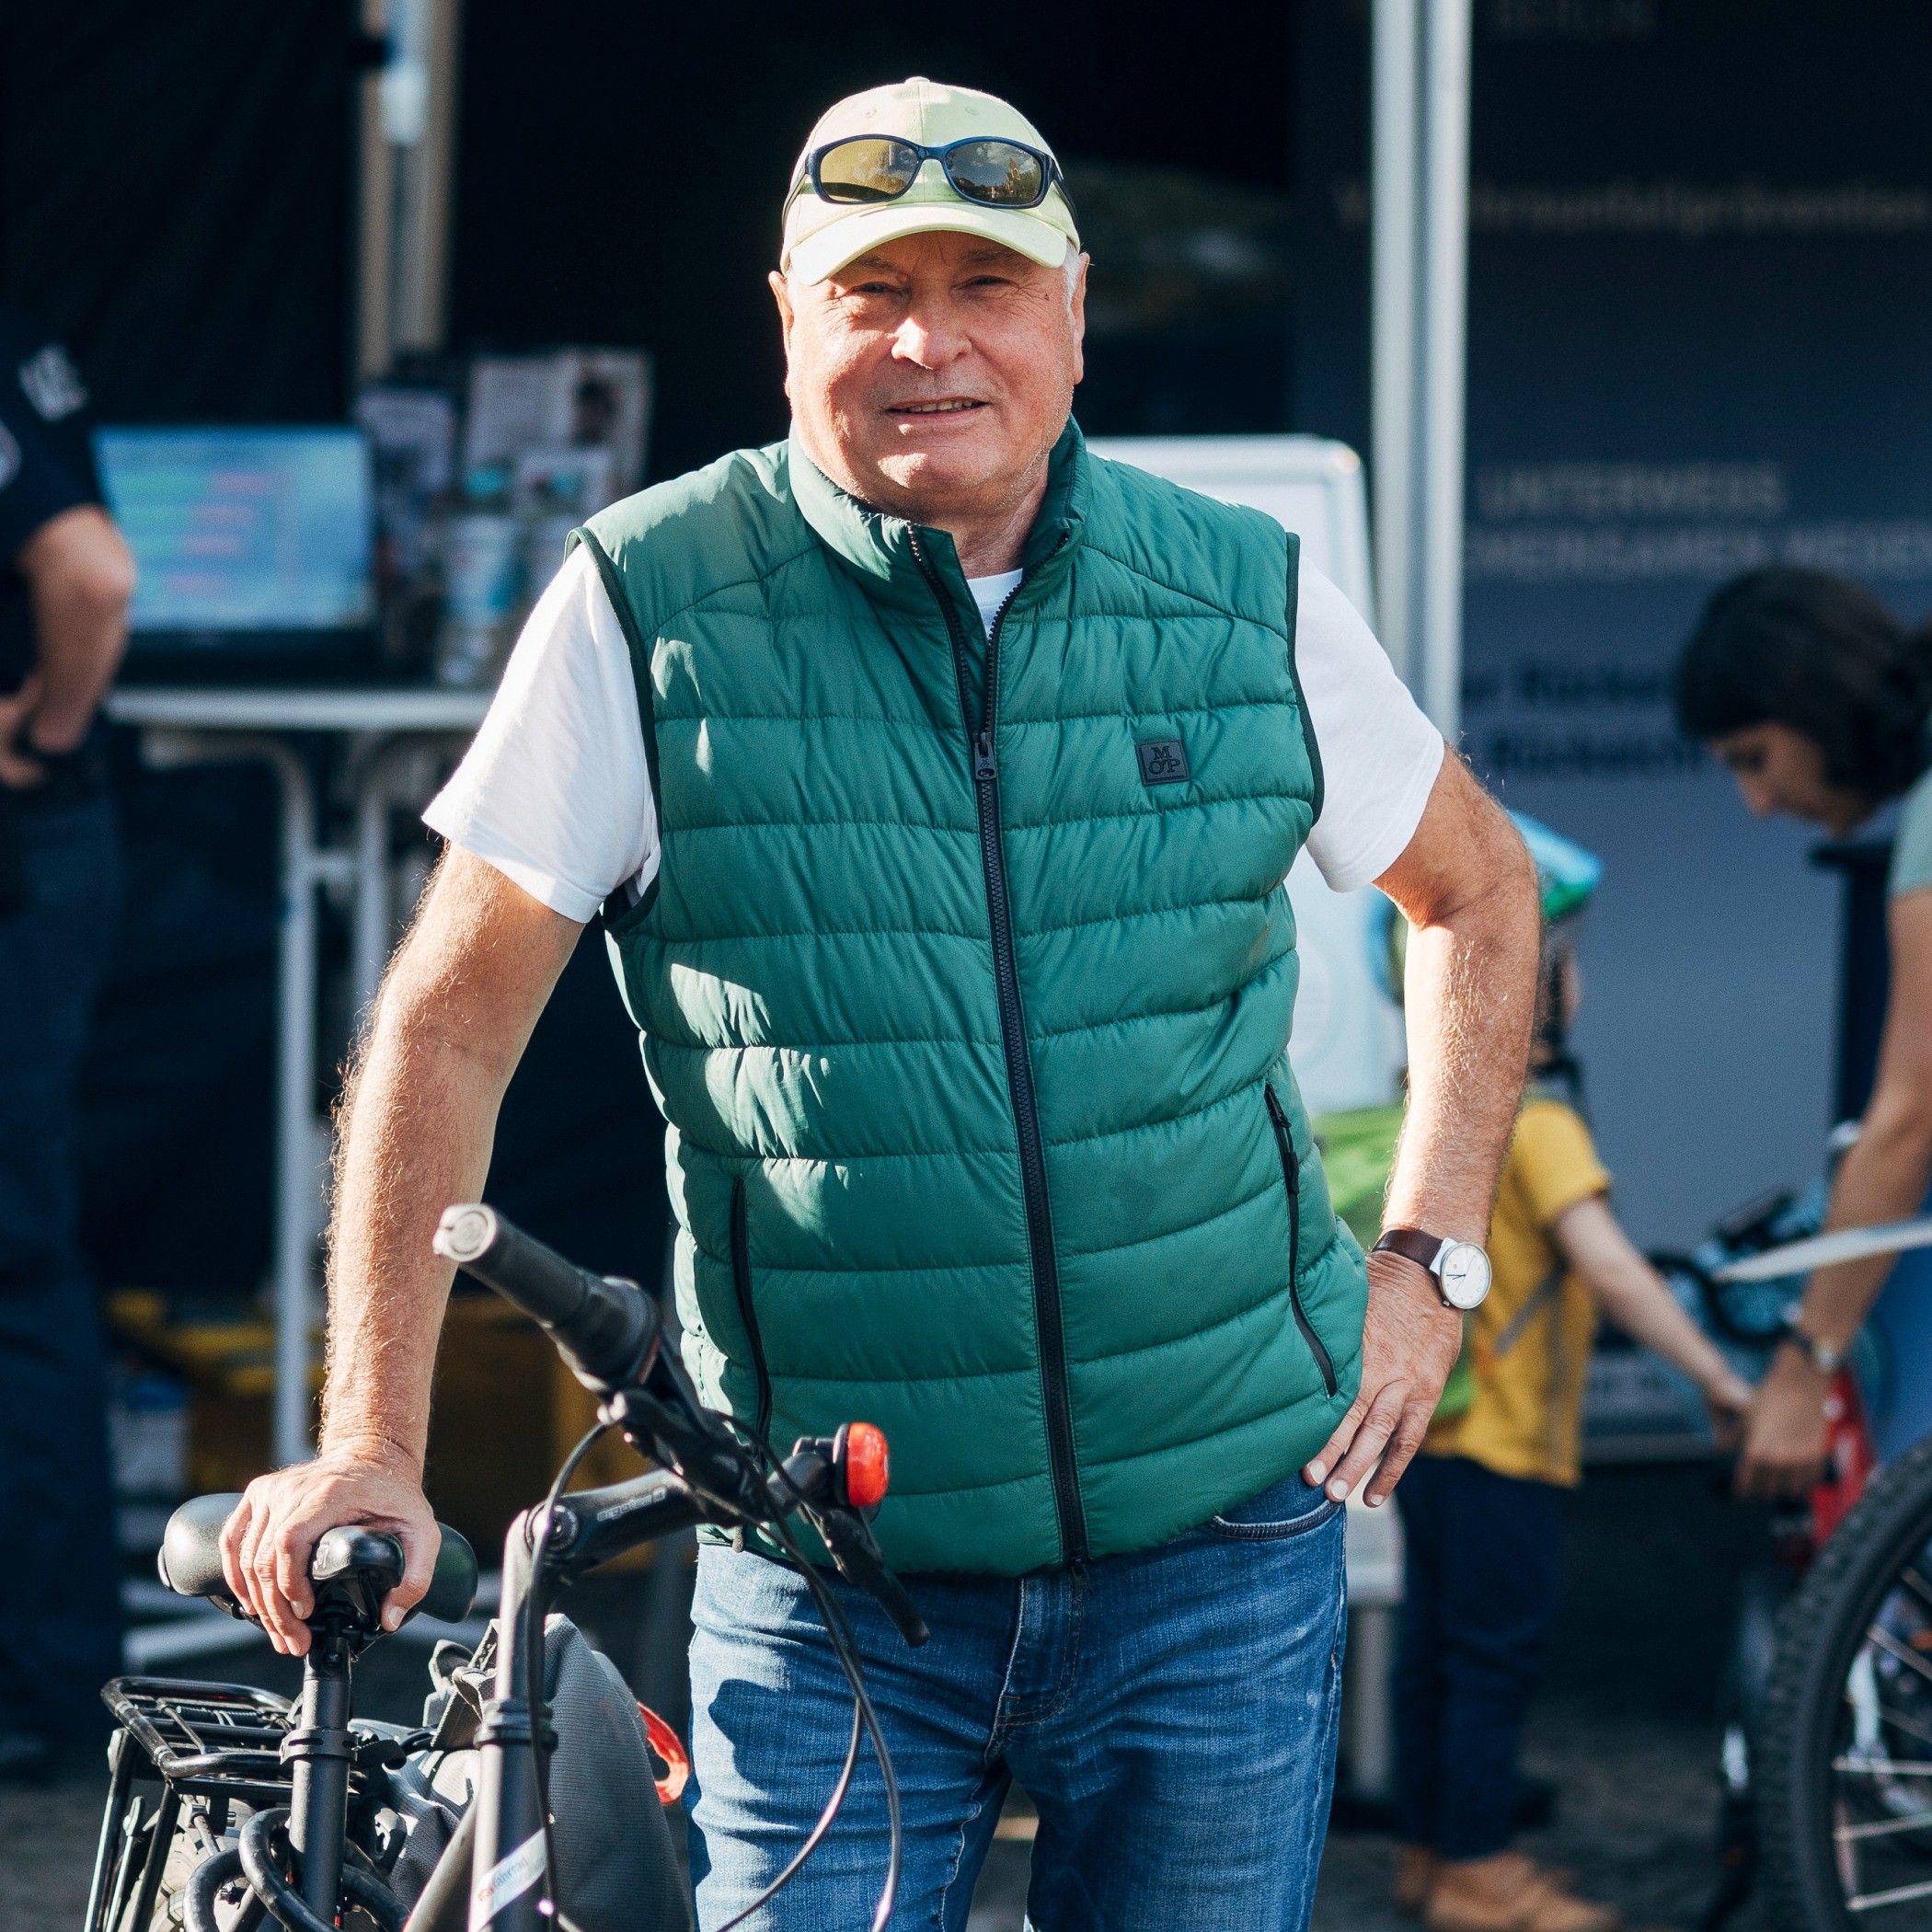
[{"xmin": 781, "ymin": 76, "xmax": 1081, "ymax": 285}]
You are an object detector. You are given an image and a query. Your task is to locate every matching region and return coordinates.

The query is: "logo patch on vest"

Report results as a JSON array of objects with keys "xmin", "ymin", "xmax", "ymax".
[{"xmin": 1136, "ymin": 738, "xmax": 1190, "ymax": 787}]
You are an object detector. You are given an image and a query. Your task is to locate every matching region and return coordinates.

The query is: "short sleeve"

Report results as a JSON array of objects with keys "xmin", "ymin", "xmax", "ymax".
[
  {"xmin": 1509, "ymin": 1099, "xmax": 1612, "ymax": 1231},
  {"xmin": 1294, "ymin": 564, "xmax": 1444, "ymax": 891},
  {"xmin": 423, "ymin": 546, "xmax": 657, "ymax": 921},
  {"xmin": 1891, "ymin": 769, "xmax": 1932, "ymax": 901},
  {"xmin": 0, "ymin": 351, "xmax": 97, "ymax": 561}
]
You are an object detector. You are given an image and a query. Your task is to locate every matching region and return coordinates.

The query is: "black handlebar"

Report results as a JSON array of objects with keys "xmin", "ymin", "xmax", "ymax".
[
  {"xmin": 433, "ymin": 1203, "xmax": 661, "ymax": 1393},
  {"xmin": 439, "ymin": 1202, "xmax": 928, "ymax": 1650},
  {"xmin": 545, "ymin": 1469, "xmax": 709, "ymax": 1574}
]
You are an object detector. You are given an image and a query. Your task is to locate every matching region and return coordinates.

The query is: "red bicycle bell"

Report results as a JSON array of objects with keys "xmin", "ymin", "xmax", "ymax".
[{"xmin": 836, "ymin": 1421, "xmax": 890, "ymax": 1511}]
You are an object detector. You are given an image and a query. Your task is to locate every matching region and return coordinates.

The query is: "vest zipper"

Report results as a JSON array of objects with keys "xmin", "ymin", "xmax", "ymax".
[
  {"xmin": 1264, "ymin": 1084, "xmax": 1338, "ymax": 1397},
  {"xmin": 729, "ymin": 1176, "xmax": 774, "ymax": 1443},
  {"xmin": 909, "ymin": 529, "xmax": 1088, "ymax": 1568}
]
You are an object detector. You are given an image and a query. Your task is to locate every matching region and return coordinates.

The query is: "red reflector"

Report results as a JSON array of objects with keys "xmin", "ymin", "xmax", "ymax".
[
  {"xmin": 638, "ymin": 1703, "xmax": 689, "ymax": 1803},
  {"xmin": 843, "ymin": 1421, "xmax": 890, "ymax": 1510}
]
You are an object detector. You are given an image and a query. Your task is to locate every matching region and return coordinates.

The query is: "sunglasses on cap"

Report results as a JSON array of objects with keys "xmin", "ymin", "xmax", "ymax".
[{"xmin": 794, "ymin": 135, "xmax": 1072, "ymax": 213}]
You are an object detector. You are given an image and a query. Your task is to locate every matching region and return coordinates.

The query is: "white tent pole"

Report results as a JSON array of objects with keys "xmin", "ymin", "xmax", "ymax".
[
  {"xmin": 356, "ymin": 0, "xmax": 465, "ymax": 375},
  {"xmin": 1371, "ymin": 0, "xmax": 1420, "ymax": 684},
  {"xmin": 1417, "ymin": 0, "xmax": 1472, "ymax": 739},
  {"xmin": 355, "ymin": 0, "xmax": 395, "ymax": 381},
  {"xmin": 396, "ymin": 0, "xmax": 463, "ymax": 352}
]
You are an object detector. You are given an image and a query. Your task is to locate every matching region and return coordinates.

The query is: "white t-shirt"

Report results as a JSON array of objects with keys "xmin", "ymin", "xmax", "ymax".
[{"xmin": 425, "ymin": 546, "xmax": 1443, "ymax": 923}]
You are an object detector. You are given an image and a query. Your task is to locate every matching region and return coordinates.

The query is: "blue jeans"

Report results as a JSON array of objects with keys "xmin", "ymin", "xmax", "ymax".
[
  {"xmin": 1393, "ymin": 1455, "xmax": 1564, "ymax": 1861},
  {"xmin": 685, "ymin": 1472, "xmax": 1347, "ymax": 1930},
  {"xmin": 0, "ymin": 791, "xmax": 123, "ymax": 1740}
]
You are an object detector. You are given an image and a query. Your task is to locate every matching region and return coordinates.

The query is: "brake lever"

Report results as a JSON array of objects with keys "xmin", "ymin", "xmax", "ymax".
[
  {"xmin": 610, "ymin": 1351, "xmax": 929, "ymax": 1646},
  {"xmin": 815, "ymin": 1507, "xmax": 930, "ymax": 1649},
  {"xmin": 604, "ymin": 1351, "xmax": 770, "ymax": 1523},
  {"xmin": 608, "ymin": 1386, "xmax": 762, "ymax": 1517}
]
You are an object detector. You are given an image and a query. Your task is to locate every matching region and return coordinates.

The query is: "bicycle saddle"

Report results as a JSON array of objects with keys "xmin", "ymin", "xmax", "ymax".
[{"xmin": 158, "ymin": 1492, "xmax": 479, "ymax": 1627}]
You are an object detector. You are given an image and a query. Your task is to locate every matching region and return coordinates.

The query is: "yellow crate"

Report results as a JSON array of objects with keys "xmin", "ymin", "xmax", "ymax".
[{"xmin": 107, "ymin": 1289, "xmax": 661, "ymax": 1570}]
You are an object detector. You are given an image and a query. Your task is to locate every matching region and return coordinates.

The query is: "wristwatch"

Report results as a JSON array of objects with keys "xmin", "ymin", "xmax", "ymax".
[
  {"xmin": 1372, "ymin": 1227, "xmax": 1493, "ymax": 1311},
  {"xmin": 1781, "ymin": 1318, "xmax": 1844, "ymax": 1376}
]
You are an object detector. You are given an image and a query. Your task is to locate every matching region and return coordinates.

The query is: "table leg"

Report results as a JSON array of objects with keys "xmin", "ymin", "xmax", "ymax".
[
  {"xmin": 142, "ymin": 730, "xmax": 321, "ymax": 1468},
  {"xmin": 269, "ymin": 743, "xmax": 320, "ymax": 1466},
  {"xmin": 349, "ymin": 730, "xmax": 472, "ymax": 1018}
]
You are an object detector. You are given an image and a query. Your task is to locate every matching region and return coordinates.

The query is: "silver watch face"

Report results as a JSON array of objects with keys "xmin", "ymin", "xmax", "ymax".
[{"xmin": 1436, "ymin": 1241, "xmax": 1492, "ymax": 1311}]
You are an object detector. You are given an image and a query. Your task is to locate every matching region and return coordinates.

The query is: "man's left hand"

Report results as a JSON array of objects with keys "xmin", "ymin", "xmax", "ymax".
[{"xmin": 1302, "ymin": 1250, "xmax": 1462, "ymax": 1508}]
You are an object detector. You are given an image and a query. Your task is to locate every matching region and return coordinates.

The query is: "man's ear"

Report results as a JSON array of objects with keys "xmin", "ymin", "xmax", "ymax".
[
  {"xmin": 1068, "ymin": 254, "xmax": 1089, "ymax": 387},
  {"xmin": 769, "ymin": 270, "xmax": 796, "ymax": 400}
]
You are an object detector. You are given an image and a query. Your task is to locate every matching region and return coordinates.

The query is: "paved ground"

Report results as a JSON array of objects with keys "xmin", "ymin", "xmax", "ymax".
[
  {"xmin": 1, "ymin": 1696, "xmax": 1749, "ymax": 1931},
  {"xmin": 8, "ymin": 1465, "xmax": 1773, "ymax": 1929},
  {"xmin": 3, "ymin": 1777, "xmax": 102, "ymax": 1932}
]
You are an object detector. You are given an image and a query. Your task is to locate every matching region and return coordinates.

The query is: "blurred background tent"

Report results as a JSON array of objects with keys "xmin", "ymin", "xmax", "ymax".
[{"xmin": 0, "ymin": 0, "xmax": 1305, "ymax": 1303}]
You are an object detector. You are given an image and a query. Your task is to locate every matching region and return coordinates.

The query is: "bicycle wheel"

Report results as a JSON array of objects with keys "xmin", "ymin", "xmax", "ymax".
[{"xmin": 1759, "ymin": 1434, "xmax": 1932, "ymax": 1928}]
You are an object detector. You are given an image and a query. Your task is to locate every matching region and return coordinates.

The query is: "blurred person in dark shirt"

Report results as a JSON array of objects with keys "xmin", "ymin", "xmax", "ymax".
[{"xmin": 0, "ymin": 301, "xmax": 133, "ymax": 1777}]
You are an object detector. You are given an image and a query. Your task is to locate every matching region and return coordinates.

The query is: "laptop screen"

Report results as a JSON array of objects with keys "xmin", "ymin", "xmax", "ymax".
[{"xmin": 96, "ymin": 426, "xmax": 375, "ymax": 639}]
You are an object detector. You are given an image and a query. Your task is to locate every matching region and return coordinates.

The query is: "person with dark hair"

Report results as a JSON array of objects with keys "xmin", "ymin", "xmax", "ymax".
[{"xmin": 1674, "ymin": 566, "xmax": 1932, "ymax": 1494}]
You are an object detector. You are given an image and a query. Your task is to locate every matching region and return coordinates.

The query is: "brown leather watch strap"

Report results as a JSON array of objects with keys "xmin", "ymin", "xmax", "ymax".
[{"xmin": 1372, "ymin": 1226, "xmax": 1444, "ymax": 1272}]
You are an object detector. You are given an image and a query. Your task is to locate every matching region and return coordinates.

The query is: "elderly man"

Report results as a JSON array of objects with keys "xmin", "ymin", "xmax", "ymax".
[{"xmin": 226, "ymin": 77, "xmax": 1537, "ymax": 1930}]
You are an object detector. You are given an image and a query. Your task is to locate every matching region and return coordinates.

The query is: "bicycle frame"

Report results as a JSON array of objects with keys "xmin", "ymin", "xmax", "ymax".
[
  {"xmin": 113, "ymin": 1205, "xmax": 918, "ymax": 1932},
  {"xmin": 464, "ymin": 1470, "xmax": 707, "ymax": 1932},
  {"xmin": 430, "ymin": 1201, "xmax": 924, "ymax": 1932}
]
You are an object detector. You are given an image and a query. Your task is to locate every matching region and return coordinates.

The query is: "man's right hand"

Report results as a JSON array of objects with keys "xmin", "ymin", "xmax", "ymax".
[{"xmin": 218, "ymin": 1447, "xmax": 440, "ymax": 1656}]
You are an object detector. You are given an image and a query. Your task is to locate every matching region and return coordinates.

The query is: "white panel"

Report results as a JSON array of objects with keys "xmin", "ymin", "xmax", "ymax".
[
  {"xmin": 1087, "ymin": 433, "xmax": 1376, "ymax": 623},
  {"xmin": 1087, "ymin": 435, "xmax": 1404, "ymax": 1114}
]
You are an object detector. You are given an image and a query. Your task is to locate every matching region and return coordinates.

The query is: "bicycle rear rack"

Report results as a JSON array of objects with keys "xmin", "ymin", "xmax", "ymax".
[
  {"xmin": 106, "ymin": 1675, "xmax": 295, "ymax": 1792},
  {"xmin": 87, "ymin": 1676, "xmax": 303, "ymax": 1932}
]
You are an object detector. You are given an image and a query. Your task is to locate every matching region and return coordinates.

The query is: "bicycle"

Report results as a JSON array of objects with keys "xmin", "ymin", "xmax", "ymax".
[
  {"xmin": 1717, "ymin": 1210, "xmax": 1932, "ymax": 1931},
  {"xmin": 1647, "ymin": 1181, "xmax": 1880, "ymax": 1932},
  {"xmin": 84, "ymin": 1202, "xmax": 926, "ymax": 1932}
]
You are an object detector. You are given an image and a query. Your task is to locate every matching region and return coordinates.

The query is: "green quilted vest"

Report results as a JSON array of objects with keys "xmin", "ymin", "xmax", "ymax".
[{"xmin": 576, "ymin": 420, "xmax": 1367, "ymax": 1576}]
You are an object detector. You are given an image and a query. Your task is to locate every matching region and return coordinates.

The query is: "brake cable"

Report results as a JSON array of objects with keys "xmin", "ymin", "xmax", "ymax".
[
  {"xmin": 516, "ymin": 1393, "xmax": 905, "ymax": 1932},
  {"xmin": 709, "ymin": 1421, "xmax": 905, "ymax": 1932},
  {"xmin": 523, "ymin": 1420, "xmax": 613, "ymax": 1930}
]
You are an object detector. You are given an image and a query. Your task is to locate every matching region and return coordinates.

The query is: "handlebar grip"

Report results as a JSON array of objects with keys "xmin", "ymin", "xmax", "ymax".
[{"xmin": 434, "ymin": 1202, "xmax": 661, "ymax": 1393}]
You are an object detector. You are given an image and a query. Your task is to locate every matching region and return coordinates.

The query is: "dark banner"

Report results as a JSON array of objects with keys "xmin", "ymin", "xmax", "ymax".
[
  {"xmin": 1297, "ymin": 0, "xmax": 1932, "ymax": 1240},
  {"xmin": 0, "ymin": 1, "xmax": 357, "ymax": 422}
]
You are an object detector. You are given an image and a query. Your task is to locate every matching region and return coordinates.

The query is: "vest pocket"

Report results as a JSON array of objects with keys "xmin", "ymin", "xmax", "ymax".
[
  {"xmin": 1263, "ymin": 1085, "xmax": 1339, "ymax": 1397},
  {"xmin": 729, "ymin": 1177, "xmax": 774, "ymax": 1443}
]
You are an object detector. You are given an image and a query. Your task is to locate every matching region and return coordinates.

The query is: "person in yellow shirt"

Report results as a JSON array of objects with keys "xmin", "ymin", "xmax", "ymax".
[{"xmin": 1394, "ymin": 818, "xmax": 1754, "ymax": 1932}]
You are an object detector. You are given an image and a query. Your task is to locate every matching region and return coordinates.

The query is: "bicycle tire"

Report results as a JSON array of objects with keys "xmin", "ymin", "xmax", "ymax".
[
  {"xmin": 1757, "ymin": 1433, "xmax": 1932, "ymax": 1930},
  {"xmin": 131, "ymin": 1811, "xmax": 387, "ymax": 1932}
]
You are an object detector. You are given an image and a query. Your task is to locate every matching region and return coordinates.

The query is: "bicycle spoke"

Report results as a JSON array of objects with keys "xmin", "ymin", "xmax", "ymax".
[
  {"xmin": 1846, "ymin": 1873, "xmax": 1932, "ymax": 1913},
  {"xmin": 1836, "ymin": 1811, "xmax": 1932, "ymax": 1845},
  {"xmin": 1867, "ymin": 1624, "xmax": 1932, "ymax": 1688},
  {"xmin": 1897, "ymin": 1567, "xmax": 1932, "ymax": 1612},
  {"xmin": 1874, "ymin": 1703, "xmax": 1932, "ymax": 1749},
  {"xmin": 1835, "ymin": 1756, "xmax": 1932, "ymax": 1777}
]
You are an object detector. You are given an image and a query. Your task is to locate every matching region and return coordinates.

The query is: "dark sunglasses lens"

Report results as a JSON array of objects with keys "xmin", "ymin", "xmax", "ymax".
[
  {"xmin": 817, "ymin": 138, "xmax": 921, "ymax": 203},
  {"xmin": 945, "ymin": 140, "xmax": 1047, "ymax": 206}
]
